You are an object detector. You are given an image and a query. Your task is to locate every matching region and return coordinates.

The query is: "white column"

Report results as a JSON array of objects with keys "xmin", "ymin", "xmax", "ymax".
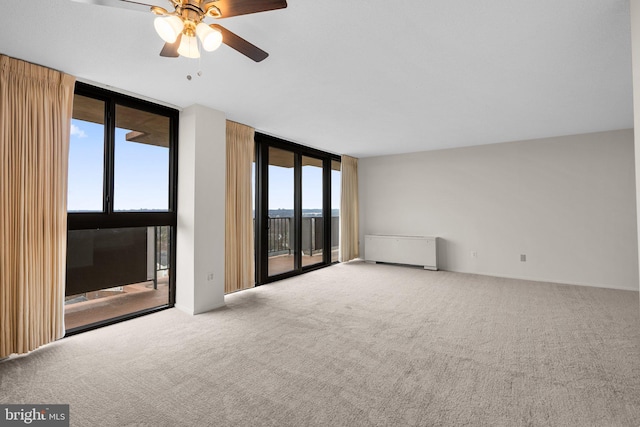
[
  {"xmin": 175, "ymin": 104, "xmax": 226, "ymax": 314},
  {"xmin": 631, "ymin": 1, "xmax": 640, "ymax": 301}
]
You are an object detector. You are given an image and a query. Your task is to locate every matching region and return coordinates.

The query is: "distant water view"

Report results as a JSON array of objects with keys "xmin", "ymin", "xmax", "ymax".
[{"xmin": 266, "ymin": 209, "xmax": 340, "ymax": 218}]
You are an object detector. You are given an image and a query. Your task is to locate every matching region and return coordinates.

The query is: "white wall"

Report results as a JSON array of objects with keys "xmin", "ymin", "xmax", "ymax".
[
  {"xmin": 630, "ymin": 0, "xmax": 640, "ymax": 303},
  {"xmin": 176, "ymin": 104, "xmax": 226, "ymax": 314},
  {"xmin": 359, "ymin": 129, "xmax": 638, "ymax": 291}
]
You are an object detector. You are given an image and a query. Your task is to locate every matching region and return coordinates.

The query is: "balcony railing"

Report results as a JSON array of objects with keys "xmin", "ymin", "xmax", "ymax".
[
  {"xmin": 268, "ymin": 217, "xmax": 292, "ymax": 255},
  {"xmin": 266, "ymin": 216, "xmax": 339, "ymax": 256}
]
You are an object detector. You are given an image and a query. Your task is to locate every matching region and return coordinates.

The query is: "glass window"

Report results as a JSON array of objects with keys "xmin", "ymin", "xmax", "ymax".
[
  {"xmin": 66, "ymin": 83, "xmax": 177, "ymax": 334},
  {"xmin": 114, "ymin": 105, "xmax": 170, "ymax": 212},
  {"xmin": 268, "ymin": 147, "xmax": 295, "ymax": 276},
  {"xmin": 301, "ymin": 156, "xmax": 324, "ymax": 268},
  {"xmin": 68, "ymin": 95, "xmax": 105, "ymax": 212},
  {"xmin": 65, "ymin": 226, "xmax": 172, "ymax": 330}
]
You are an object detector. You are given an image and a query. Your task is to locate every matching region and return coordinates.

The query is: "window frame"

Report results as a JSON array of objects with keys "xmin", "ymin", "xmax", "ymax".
[
  {"xmin": 66, "ymin": 82, "xmax": 178, "ymax": 334},
  {"xmin": 254, "ymin": 132, "xmax": 340, "ymax": 285},
  {"xmin": 68, "ymin": 82, "xmax": 179, "ymax": 230}
]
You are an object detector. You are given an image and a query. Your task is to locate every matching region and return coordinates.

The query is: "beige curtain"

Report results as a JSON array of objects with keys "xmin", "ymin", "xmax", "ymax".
[
  {"xmin": 0, "ymin": 55, "xmax": 75, "ymax": 358},
  {"xmin": 339, "ymin": 155, "xmax": 359, "ymax": 262},
  {"xmin": 225, "ymin": 121, "xmax": 255, "ymax": 293}
]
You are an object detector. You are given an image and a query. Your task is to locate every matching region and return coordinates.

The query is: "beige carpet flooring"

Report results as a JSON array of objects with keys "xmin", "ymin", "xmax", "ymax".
[{"xmin": 1, "ymin": 261, "xmax": 639, "ymax": 426}]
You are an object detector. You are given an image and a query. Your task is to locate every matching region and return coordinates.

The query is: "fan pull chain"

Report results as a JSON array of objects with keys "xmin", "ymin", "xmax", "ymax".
[{"xmin": 186, "ymin": 37, "xmax": 204, "ymax": 80}]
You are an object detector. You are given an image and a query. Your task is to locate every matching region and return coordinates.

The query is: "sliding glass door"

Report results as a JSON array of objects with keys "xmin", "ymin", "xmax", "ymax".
[
  {"xmin": 267, "ymin": 147, "xmax": 296, "ymax": 277},
  {"xmin": 301, "ymin": 156, "xmax": 324, "ymax": 269},
  {"xmin": 255, "ymin": 134, "xmax": 340, "ymax": 285}
]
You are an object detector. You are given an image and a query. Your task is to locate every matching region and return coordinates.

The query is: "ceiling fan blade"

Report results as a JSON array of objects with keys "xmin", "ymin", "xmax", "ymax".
[
  {"xmin": 206, "ymin": 0, "xmax": 287, "ymax": 18},
  {"xmin": 211, "ymin": 25, "xmax": 269, "ymax": 62},
  {"xmin": 70, "ymin": 0, "xmax": 161, "ymax": 12},
  {"xmin": 160, "ymin": 34, "xmax": 181, "ymax": 58}
]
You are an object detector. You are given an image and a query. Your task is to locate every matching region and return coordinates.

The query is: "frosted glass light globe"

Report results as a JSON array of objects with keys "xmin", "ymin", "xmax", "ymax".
[{"xmin": 196, "ymin": 23, "xmax": 223, "ymax": 52}]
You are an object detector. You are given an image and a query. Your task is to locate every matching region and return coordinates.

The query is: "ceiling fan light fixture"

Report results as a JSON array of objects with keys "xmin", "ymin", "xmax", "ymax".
[
  {"xmin": 177, "ymin": 35, "xmax": 200, "ymax": 58},
  {"xmin": 154, "ymin": 15, "xmax": 184, "ymax": 43},
  {"xmin": 196, "ymin": 23, "xmax": 223, "ymax": 52}
]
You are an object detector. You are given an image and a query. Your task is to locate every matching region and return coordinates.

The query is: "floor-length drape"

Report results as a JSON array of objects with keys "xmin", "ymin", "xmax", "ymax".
[
  {"xmin": 0, "ymin": 55, "xmax": 75, "ymax": 358},
  {"xmin": 225, "ymin": 121, "xmax": 255, "ymax": 293},
  {"xmin": 339, "ymin": 155, "xmax": 359, "ymax": 262}
]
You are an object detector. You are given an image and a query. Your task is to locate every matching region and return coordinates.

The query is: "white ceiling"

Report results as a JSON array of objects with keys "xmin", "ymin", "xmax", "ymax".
[{"xmin": 0, "ymin": 0, "xmax": 633, "ymax": 157}]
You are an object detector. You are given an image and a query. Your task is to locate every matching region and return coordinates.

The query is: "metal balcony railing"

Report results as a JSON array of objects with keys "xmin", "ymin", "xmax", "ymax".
[
  {"xmin": 266, "ymin": 216, "xmax": 339, "ymax": 256},
  {"xmin": 268, "ymin": 217, "xmax": 292, "ymax": 255}
]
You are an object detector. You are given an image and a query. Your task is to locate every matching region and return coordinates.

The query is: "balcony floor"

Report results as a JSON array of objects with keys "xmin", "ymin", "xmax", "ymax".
[
  {"xmin": 64, "ymin": 278, "xmax": 169, "ymax": 330},
  {"xmin": 268, "ymin": 249, "xmax": 339, "ymax": 276}
]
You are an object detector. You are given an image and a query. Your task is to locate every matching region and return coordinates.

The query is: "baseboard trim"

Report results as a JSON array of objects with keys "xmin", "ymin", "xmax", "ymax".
[
  {"xmin": 174, "ymin": 303, "xmax": 194, "ymax": 316},
  {"xmin": 175, "ymin": 301, "xmax": 227, "ymax": 315},
  {"xmin": 443, "ymin": 269, "xmax": 638, "ymax": 292}
]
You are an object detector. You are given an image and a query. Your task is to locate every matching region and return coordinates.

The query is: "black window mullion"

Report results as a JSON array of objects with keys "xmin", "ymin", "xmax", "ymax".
[
  {"xmin": 322, "ymin": 158, "xmax": 331, "ymax": 265},
  {"xmin": 105, "ymin": 100, "xmax": 116, "ymax": 214},
  {"xmin": 255, "ymin": 141, "xmax": 269, "ymax": 285},
  {"xmin": 68, "ymin": 212, "xmax": 176, "ymax": 230},
  {"xmin": 168, "ymin": 114, "xmax": 179, "ymax": 213},
  {"xmin": 294, "ymin": 152, "xmax": 302, "ymax": 272}
]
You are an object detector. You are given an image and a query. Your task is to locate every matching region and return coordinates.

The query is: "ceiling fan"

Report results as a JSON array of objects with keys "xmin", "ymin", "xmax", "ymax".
[{"xmin": 71, "ymin": 0, "xmax": 288, "ymax": 62}]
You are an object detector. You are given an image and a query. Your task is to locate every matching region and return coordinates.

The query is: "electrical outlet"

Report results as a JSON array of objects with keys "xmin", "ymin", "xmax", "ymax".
[
  {"xmin": 520, "ymin": 254, "xmax": 526, "ymax": 262},
  {"xmin": 471, "ymin": 251, "xmax": 477, "ymax": 258},
  {"xmin": 207, "ymin": 273, "xmax": 214, "ymax": 281}
]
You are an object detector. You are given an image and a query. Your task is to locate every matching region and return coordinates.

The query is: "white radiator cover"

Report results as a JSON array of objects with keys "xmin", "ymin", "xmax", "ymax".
[{"xmin": 364, "ymin": 235, "xmax": 438, "ymax": 270}]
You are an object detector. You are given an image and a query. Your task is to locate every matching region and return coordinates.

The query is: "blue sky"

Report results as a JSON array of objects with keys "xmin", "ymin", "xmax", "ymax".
[
  {"xmin": 68, "ymin": 119, "xmax": 169, "ymax": 211},
  {"xmin": 68, "ymin": 121, "xmax": 104, "ymax": 211},
  {"xmin": 264, "ymin": 165, "xmax": 340, "ymax": 211},
  {"xmin": 69, "ymin": 119, "xmax": 340, "ymax": 212},
  {"xmin": 268, "ymin": 165, "xmax": 327, "ymax": 210}
]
